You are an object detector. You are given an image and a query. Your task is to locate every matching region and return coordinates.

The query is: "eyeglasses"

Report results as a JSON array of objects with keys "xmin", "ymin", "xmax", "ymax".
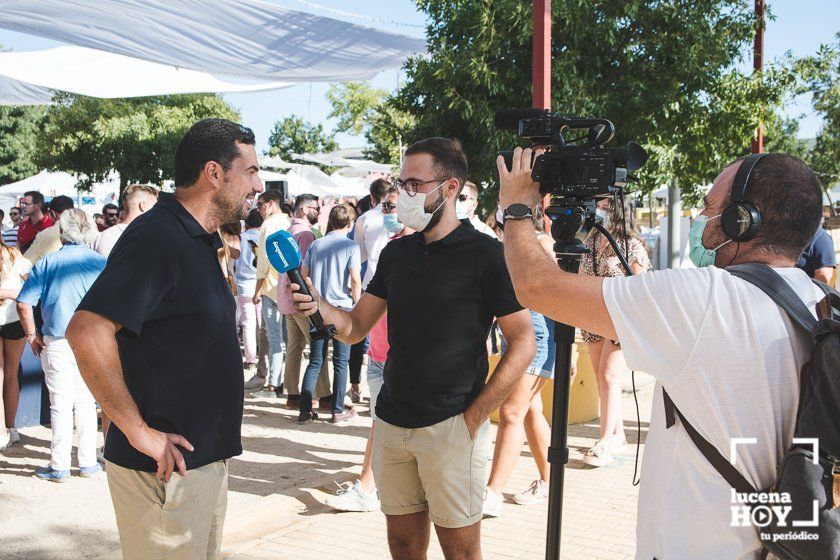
[
  {"xmin": 382, "ymin": 202, "xmax": 396, "ymax": 213},
  {"xmin": 19, "ymin": 201, "xmax": 34, "ymax": 207},
  {"xmin": 394, "ymin": 177, "xmax": 449, "ymax": 197},
  {"xmin": 105, "ymin": 213, "xmax": 119, "ymax": 219},
  {"xmin": 9, "ymin": 212, "xmax": 19, "ymax": 217},
  {"xmin": 304, "ymin": 205, "xmax": 320, "ymax": 213}
]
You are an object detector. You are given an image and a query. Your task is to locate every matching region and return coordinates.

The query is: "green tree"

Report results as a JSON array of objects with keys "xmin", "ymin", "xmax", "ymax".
[
  {"xmin": 327, "ymin": 82, "xmax": 414, "ymax": 165},
  {"xmin": 37, "ymin": 93, "xmax": 239, "ymax": 191},
  {"xmin": 796, "ymin": 35, "xmax": 840, "ymax": 191},
  {"xmin": 0, "ymin": 105, "xmax": 47, "ymax": 184},
  {"xmin": 396, "ymin": 0, "xmax": 799, "ymax": 207},
  {"xmin": 267, "ymin": 115, "xmax": 338, "ymax": 163}
]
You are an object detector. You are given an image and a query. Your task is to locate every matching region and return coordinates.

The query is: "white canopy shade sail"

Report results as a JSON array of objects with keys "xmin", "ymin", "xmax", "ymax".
[
  {"xmin": 293, "ymin": 152, "xmax": 393, "ymax": 174},
  {"xmin": 0, "ymin": 0, "xmax": 426, "ymax": 82},
  {"xmin": 0, "ymin": 74, "xmax": 53, "ymax": 105},
  {"xmin": 258, "ymin": 154, "xmax": 295, "ymax": 170},
  {"xmin": 0, "ymin": 47, "xmax": 293, "ymax": 99}
]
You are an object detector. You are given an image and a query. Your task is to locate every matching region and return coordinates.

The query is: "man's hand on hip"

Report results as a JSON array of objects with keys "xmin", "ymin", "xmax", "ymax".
[{"xmin": 127, "ymin": 425, "xmax": 194, "ymax": 482}]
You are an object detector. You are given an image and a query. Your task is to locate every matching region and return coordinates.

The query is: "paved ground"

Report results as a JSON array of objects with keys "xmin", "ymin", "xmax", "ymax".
[{"xmin": 0, "ymin": 370, "xmax": 654, "ymax": 560}]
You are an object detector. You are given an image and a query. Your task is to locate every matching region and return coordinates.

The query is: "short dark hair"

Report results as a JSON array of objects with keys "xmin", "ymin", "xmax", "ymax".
[
  {"xmin": 102, "ymin": 203, "xmax": 118, "ymax": 214},
  {"xmin": 10, "ymin": 207, "xmax": 20, "ymax": 213},
  {"xmin": 294, "ymin": 193, "xmax": 319, "ymax": 211},
  {"xmin": 404, "ymin": 137, "xmax": 469, "ymax": 191},
  {"xmin": 280, "ymin": 203, "xmax": 294, "ymax": 216},
  {"xmin": 245, "ymin": 208, "xmax": 263, "ymax": 228},
  {"xmin": 356, "ymin": 194, "xmax": 373, "ymax": 214},
  {"xmin": 174, "ymin": 118, "xmax": 256, "ymax": 187},
  {"xmin": 327, "ymin": 204, "xmax": 353, "ymax": 231},
  {"xmin": 49, "ymin": 195, "xmax": 75, "ymax": 214},
  {"xmin": 219, "ymin": 221, "xmax": 242, "ymax": 237},
  {"xmin": 732, "ymin": 153, "xmax": 823, "ymax": 260},
  {"xmin": 369, "ymin": 178, "xmax": 392, "ymax": 203},
  {"xmin": 258, "ymin": 190, "xmax": 282, "ymax": 206},
  {"xmin": 23, "ymin": 191, "xmax": 45, "ymax": 207}
]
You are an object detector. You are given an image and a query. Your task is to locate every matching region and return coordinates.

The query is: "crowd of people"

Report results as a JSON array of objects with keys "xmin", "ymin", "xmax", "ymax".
[{"xmin": 0, "ymin": 117, "xmax": 836, "ymax": 560}]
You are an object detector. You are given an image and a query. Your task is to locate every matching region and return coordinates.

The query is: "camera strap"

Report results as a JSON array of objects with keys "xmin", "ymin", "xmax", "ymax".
[{"xmin": 662, "ymin": 389, "xmax": 757, "ymax": 495}]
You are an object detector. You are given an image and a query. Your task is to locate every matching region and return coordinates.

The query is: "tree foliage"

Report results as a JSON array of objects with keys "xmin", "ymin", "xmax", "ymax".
[
  {"xmin": 795, "ymin": 35, "xmax": 840, "ymax": 190},
  {"xmin": 0, "ymin": 105, "xmax": 47, "ymax": 185},
  {"xmin": 267, "ymin": 115, "xmax": 338, "ymax": 162},
  {"xmin": 37, "ymin": 93, "xmax": 239, "ymax": 191},
  {"xmin": 327, "ymin": 82, "xmax": 415, "ymax": 165},
  {"xmin": 396, "ymin": 0, "xmax": 799, "ymax": 207}
]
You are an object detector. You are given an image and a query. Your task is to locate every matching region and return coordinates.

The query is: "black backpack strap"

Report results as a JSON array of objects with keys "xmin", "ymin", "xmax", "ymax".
[
  {"xmin": 662, "ymin": 389, "xmax": 758, "ymax": 494},
  {"xmin": 726, "ymin": 264, "xmax": 817, "ymax": 333}
]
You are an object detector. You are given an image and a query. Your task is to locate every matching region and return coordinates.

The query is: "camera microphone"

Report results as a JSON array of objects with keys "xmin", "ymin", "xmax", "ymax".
[
  {"xmin": 493, "ymin": 108, "xmax": 549, "ymax": 130},
  {"xmin": 265, "ymin": 229, "xmax": 336, "ymax": 341}
]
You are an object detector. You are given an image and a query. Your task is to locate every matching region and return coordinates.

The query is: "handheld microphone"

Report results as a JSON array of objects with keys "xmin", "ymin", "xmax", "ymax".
[{"xmin": 265, "ymin": 230, "xmax": 336, "ymax": 341}]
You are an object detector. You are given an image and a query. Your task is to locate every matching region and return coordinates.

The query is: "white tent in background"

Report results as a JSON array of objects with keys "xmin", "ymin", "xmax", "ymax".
[
  {"xmin": 0, "ymin": 170, "xmax": 118, "ymax": 212},
  {"xmin": 259, "ymin": 166, "xmax": 370, "ymax": 199}
]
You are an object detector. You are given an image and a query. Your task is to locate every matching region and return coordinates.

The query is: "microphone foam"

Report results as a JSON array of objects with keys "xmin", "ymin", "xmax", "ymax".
[{"xmin": 265, "ymin": 230, "xmax": 302, "ymax": 273}]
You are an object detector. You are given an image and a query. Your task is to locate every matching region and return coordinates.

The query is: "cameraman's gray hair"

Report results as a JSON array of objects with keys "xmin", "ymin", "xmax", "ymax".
[{"xmin": 59, "ymin": 209, "xmax": 98, "ymax": 246}]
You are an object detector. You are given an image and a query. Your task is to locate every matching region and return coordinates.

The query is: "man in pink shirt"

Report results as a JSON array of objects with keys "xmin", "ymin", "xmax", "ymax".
[{"xmin": 278, "ymin": 194, "xmax": 331, "ymax": 408}]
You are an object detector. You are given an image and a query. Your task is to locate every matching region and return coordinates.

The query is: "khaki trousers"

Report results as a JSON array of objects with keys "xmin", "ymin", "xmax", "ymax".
[
  {"xmin": 284, "ymin": 313, "xmax": 331, "ymax": 398},
  {"xmin": 106, "ymin": 460, "xmax": 228, "ymax": 560}
]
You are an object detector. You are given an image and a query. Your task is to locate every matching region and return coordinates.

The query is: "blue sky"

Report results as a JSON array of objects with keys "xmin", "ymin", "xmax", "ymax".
[{"xmin": 0, "ymin": 0, "xmax": 836, "ymax": 154}]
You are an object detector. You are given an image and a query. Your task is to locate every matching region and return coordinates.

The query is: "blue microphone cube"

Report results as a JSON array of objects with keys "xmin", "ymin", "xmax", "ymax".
[{"xmin": 265, "ymin": 230, "xmax": 302, "ymax": 273}]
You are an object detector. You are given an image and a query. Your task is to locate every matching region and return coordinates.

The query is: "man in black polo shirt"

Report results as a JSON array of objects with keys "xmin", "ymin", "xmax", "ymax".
[
  {"xmin": 66, "ymin": 119, "xmax": 262, "ymax": 560},
  {"xmin": 292, "ymin": 137, "xmax": 535, "ymax": 559}
]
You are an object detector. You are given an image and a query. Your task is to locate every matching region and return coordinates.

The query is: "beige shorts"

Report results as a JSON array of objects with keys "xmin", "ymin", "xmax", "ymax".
[
  {"xmin": 372, "ymin": 413, "xmax": 491, "ymax": 529},
  {"xmin": 106, "ymin": 459, "xmax": 228, "ymax": 560}
]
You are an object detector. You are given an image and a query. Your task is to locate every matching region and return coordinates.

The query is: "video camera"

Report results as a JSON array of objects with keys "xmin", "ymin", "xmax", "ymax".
[{"xmin": 494, "ymin": 108, "xmax": 648, "ymax": 199}]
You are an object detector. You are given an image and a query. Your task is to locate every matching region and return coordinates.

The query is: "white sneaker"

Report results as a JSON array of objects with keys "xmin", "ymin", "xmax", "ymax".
[
  {"xmin": 0, "ymin": 430, "xmax": 9, "ymax": 450},
  {"xmin": 8, "ymin": 428, "xmax": 19, "ymax": 445},
  {"xmin": 325, "ymin": 480, "xmax": 380, "ymax": 512},
  {"xmin": 482, "ymin": 487, "xmax": 503, "ymax": 518},
  {"xmin": 243, "ymin": 374, "xmax": 266, "ymax": 390},
  {"xmin": 514, "ymin": 479, "xmax": 550, "ymax": 505},
  {"xmin": 582, "ymin": 440, "xmax": 614, "ymax": 467}
]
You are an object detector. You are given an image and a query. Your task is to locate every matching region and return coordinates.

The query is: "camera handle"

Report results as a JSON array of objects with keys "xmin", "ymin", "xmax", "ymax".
[{"xmin": 545, "ymin": 223, "xmax": 633, "ymax": 560}]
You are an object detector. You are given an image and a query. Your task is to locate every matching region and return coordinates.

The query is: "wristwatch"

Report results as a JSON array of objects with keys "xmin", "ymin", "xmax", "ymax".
[{"xmin": 503, "ymin": 203, "xmax": 534, "ymax": 221}]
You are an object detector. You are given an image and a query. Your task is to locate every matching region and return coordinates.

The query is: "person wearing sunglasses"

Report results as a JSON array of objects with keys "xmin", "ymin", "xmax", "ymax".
[
  {"xmin": 292, "ymin": 137, "xmax": 535, "ymax": 559},
  {"xmin": 2, "ymin": 207, "xmax": 22, "ymax": 248},
  {"xmin": 100, "ymin": 203, "xmax": 120, "ymax": 231},
  {"xmin": 455, "ymin": 180, "xmax": 498, "ymax": 239}
]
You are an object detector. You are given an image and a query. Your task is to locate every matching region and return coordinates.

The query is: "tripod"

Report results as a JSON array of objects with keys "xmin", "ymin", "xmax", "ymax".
[{"xmin": 543, "ymin": 199, "xmax": 633, "ymax": 560}]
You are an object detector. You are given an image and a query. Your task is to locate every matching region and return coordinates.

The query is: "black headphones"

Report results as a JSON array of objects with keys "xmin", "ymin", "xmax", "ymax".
[{"xmin": 720, "ymin": 153, "xmax": 766, "ymax": 242}]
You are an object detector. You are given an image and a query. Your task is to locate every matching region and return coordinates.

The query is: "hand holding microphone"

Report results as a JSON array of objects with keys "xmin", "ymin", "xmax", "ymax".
[{"xmin": 265, "ymin": 230, "xmax": 336, "ymax": 341}]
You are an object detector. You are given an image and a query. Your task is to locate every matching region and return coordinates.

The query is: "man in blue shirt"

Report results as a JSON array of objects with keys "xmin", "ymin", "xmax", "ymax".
[
  {"xmin": 796, "ymin": 226, "xmax": 836, "ymax": 283},
  {"xmin": 298, "ymin": 204, "xmax": 362, "ymax": 423},
  {"xmin": 17, "ymin": 209, "xmax": 106, "ymax": 482}
]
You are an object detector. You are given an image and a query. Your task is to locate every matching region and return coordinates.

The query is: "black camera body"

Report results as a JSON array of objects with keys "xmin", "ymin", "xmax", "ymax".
[{"xmin": 495, "ymin": 109, "xmax": 647, "ymax": 199}]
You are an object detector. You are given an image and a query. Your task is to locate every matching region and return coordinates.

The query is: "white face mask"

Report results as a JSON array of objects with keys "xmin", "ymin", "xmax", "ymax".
[
  {"xmin": 595, "ymin": 208, "xmax": 609, "ymax": 220},
  {"xmin": 397, "ymin": 181, "xmax": 447, "ymax": 232},
  {"xmin": 455, "ymin": 199, "xmax": 471, "ymax": 220}
]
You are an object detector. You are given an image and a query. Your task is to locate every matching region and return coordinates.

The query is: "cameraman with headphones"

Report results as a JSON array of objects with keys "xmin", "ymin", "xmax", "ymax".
[{"xmin": 499, "ymin": 147, "xmax": 824, "ymax": 559}]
